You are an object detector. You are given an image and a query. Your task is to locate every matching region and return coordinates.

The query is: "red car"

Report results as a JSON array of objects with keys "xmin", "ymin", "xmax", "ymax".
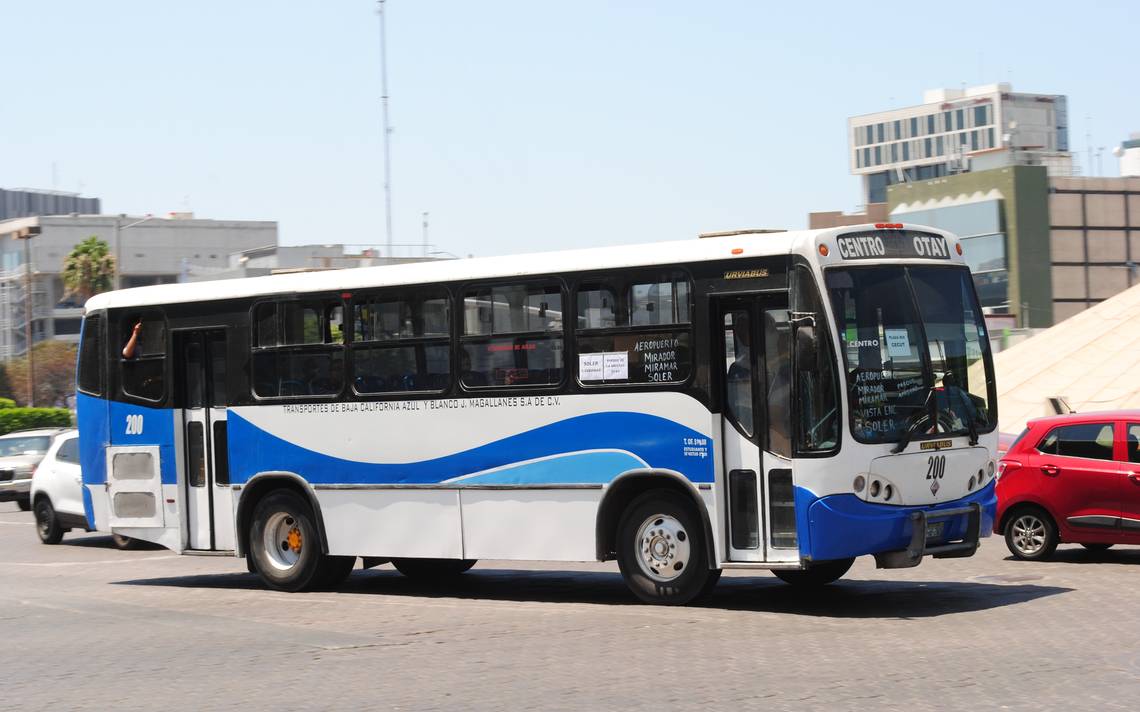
[{"xmin": 996, "ymin": 410, "xmax": 1140, "ymax": 560}]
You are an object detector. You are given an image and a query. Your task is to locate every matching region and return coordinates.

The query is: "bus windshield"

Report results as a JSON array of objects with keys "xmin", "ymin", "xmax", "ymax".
[{"xmin": 826, "ymin": 265, "xmax": 995, "ymax": 445}]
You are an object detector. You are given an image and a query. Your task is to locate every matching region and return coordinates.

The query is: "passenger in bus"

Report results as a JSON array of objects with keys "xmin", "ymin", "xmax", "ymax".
[
  {"xmin": 939, "ymin": 371, "xmax": 981, "ymax": 429},
  {"xmin": 122, "ymin": 321, "xmax": 143, "ymax": 359},
  {"xmin": 310, "ymin": 357, "xmax": 344, "ymax": 395},
  {"xmin": 726, "ymin": 313, "xmax": 753, "ymax": 428}
]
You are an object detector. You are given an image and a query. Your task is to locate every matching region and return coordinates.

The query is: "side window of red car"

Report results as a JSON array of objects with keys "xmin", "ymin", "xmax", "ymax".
[
  {"xmin": 1126, "ymin": 423, "xmax": 1140, "ymax": 463},
  {"xmin": 1037, "ymin": 423, "xmax": 1115, "ymax": 461}
]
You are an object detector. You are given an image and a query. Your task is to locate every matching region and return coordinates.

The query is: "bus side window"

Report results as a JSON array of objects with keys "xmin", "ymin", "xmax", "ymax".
[
  {"xmin": 78, "ymin": 314, "xmax": 105, "ymax": 396},
  {"xmin": 460, "ymin": 282, "xmax": 564, "ymax": 389},
  {"xmin": 251, "ymin": 300, "xmax": 345, "ymax": 398},
  {"xmin": 352, "ymin": 291, "xmax": 451, "ymax": 394},
  {"xmin": 791, "ymin": 266, "xmax": 840, "ymax": 453},
  {"xmin": 121, "ymin": 312, "xmax": 167, "ymax": 402},
  {"xmin": 575, "ymin": 274, "xmax": 693, "ymax": 387}
]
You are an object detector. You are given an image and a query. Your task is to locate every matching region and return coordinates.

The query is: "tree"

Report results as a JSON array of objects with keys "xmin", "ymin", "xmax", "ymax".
[
  {"xmin": 0, "ymin": 363, "xmax": 12, "ymax": 403},
  {"xmin": 5, "ymin": 341, "xmax": 78, "ymax": 407},
  {"xmin": 62, "ymin": 236, "xmax": 116, "ymax": 304}
]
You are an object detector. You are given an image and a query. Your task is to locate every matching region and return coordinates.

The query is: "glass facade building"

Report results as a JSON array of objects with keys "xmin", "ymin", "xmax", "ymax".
[{"xmin": 893, "ymin": 197, "xmax": 1007, "ymax": 308}]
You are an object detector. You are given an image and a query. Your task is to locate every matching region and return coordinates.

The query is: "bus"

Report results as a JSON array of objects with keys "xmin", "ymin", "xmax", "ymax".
[{"xmin": 74, "ymin": 223, "xmax": 998, "ymax": 605}]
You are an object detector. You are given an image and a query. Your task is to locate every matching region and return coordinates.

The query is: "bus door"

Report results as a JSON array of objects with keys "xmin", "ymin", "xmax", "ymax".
[
  {"xmin": 717, "ymin": 296, "xmax": 798, "ymax": 564},
  {"xmin": 175, "ymin": 329, "xmax": 234, "ymax": 551}
]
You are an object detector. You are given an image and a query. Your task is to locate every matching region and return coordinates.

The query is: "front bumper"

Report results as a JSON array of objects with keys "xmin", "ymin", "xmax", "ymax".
[
  {"xmin": 0, "ymin": 478, "xmax": 32, "ymax": 500},
  {"xmin": 800, "ymin": 481, "xmax": 997, "ymax": 565}
]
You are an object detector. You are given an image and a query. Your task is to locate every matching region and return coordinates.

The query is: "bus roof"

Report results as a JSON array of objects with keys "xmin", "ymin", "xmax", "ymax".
[{"xmin": 84, "ymin": 223, "xmax": 955, "ymax": 311}]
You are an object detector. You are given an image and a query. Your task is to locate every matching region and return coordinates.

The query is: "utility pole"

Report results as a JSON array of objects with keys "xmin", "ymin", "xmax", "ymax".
[
  {"xmin": 378, "ymin": 0, "xmax": 394, "ymax": 256},
  {"xmin": 422, "ymin": 211, "xmax": 429, "ymax": 257}
]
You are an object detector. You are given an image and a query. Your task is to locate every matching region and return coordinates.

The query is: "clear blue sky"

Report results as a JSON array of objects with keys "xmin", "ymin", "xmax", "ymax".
[{"xmin": 2, "ymin": 1, "xmax": 1137, "ymax": 257}]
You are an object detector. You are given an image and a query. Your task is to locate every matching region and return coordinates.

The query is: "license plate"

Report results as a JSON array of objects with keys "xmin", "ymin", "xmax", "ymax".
[{"xmin": 925, "ymin": 521, "xmax": 945, "ymax": 540}]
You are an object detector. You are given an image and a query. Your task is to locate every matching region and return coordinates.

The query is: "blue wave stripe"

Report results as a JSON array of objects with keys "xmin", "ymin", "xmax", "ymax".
[
  {"xmin": 227, "ymin": 411, "xmax": 714, "ymax": 485},
  {"xmin": 448, "ymin": 451, "xmax": 647, "ymax": 485}
]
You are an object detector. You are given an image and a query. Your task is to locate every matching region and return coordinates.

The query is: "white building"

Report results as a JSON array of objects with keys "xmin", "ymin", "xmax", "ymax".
[
  {"xmin": 849, "ymin": 83, "xmax": 1072, "ymax": 204},
  {"xmin": 185, "ymin": 244, "xmax": 444, "ymax": 281},
  {"xmin": 0, "ymin": 213, "xmax": 276, "ymax": 359},
  {"xmin": 1116, "ymin": 132, "xmax": 1140, "ymax": 178}
]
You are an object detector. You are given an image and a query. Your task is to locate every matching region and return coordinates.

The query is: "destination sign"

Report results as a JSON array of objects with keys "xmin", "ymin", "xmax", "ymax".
[{"xmin": 834, "ymin": 231, "xmax": 952, "ymax": 261}]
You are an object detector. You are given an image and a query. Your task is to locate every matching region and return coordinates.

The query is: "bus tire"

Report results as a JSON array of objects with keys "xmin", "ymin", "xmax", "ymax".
[
  {"xmin": 249, "ymin": 489, "xmax": 345, "ymax": 592},
  {"xmin": 34, "ymin": 497, "xmax": 64, "ymax": 545},
  {"xmin": 111, "ymin": 533, "xmax": 138, "ymax": 550},
  {"xmin": 773, "ymin": 558, "xmax": 854, "ymax": 587},
  {"xmin": 392, "ymin": 558, "xmax": 477, "ymax": 580},
  {"xmin": 616, "ymin": 489, "xmax": 714, "ymax": 605}
]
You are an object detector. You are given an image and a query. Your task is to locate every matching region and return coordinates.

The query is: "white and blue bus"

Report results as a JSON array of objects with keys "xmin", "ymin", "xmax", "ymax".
[{"xmin": 75, "ymin": 223, "xmax": 998, "ymax": 604}]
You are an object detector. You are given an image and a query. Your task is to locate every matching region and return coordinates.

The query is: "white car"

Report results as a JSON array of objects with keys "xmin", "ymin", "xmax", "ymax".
[
  {"xmin": 0, "ymin": 427, "xmax": 70, "ymax": 510},
  {"xmin": 30, "ymin": 430, "xmax": 133, "ymax": 548}
]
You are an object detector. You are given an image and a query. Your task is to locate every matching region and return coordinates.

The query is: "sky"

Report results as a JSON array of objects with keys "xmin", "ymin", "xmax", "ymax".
[{"xmin": 2, "ymin": 1, "xmax": 1138, "ymax": 258}]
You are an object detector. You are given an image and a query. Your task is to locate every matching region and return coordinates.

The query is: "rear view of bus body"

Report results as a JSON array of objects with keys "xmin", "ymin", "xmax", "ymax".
[{"xmin": 76, "ymin": 223, "xmax": 997, "ymax": 605}]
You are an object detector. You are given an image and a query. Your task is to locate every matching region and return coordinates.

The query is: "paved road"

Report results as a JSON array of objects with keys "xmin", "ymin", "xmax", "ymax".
[{"xmin": 1, "ymin": 501, "xmax": 1137, "ymax": 711}]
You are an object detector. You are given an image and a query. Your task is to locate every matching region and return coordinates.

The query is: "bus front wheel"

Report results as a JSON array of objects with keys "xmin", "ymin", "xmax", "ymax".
[
  {"xmin": 773, "ymin": 558, "xmax": 854, "ymax": 587},
  {"xmin": 248, "ymin": 489, "xmax": 355, "ymax": 592},
  {"xmin": 616, "ymin": 489, "xmax": 717, "ymax": 605}
]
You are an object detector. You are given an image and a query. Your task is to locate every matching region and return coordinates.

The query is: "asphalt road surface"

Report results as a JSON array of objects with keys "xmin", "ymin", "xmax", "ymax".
[{"xmin": 1, "ymin": 501, "xmax": 1137, "ymax": 711}]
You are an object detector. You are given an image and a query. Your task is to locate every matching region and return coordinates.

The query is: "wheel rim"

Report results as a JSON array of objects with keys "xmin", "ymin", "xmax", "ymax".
[
  {"xmin": 34, "ymin": 502, "xmax": 50, "ymax": 538},
  {"xmin": 634, "ymin": 513, "xmax": 691, "ymax": 582},
  {"xmin": 263, "ymin": 511, "xmax": 305, "ymax": 571},
  {"xmin": 1011, "ymin": 514, "xmax": 1047, "ymax": 555}
]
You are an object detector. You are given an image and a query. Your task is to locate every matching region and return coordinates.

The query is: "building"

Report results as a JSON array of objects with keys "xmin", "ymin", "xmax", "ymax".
[
  {"xmin": 849, "ymin": 83, "xmax": 1072, "ymax": 205},
  {"xmin": 0, "ymin": 213, "xmax": 276, "ymax": 359},
  {"xmin": 887, "ymin": 165, "xmax": 1140, "ymax": 328},
  {"xmin": 186, "ymin": 244, "xmax": 443, "ymax": 281},
  {"xmin": 1116, "ymin": 132, "xmax": 1140, "ymax": 178},
  {"xmin": 0, "ymin": 187, "xmax": 100, "ymax": 221},
  {"xmin": 807, "ymin": 203, "xmax": 889, "ymax": 230}
]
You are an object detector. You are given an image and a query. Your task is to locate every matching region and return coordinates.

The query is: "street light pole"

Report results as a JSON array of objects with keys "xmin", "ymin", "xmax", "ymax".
[
  {"xmin": 378, "ymin": 0, "xmax": 394, "ymax": 257},
  {"xmin": 15, "ymin": 226, "xmax": 42, "ymax": 406},
  {"xmin": 112, "ymin": 214, "xmax": 156, "ymax": 290}
]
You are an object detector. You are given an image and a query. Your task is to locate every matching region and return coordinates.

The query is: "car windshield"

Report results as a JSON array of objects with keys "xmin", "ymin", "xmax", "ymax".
[
  {"xmin": 826, "ymin": 265, "xmax": 995, "ymax": 444},
  {"xmin": 0, "ymin": 435, "xmax": 51, "ymax": 456}
]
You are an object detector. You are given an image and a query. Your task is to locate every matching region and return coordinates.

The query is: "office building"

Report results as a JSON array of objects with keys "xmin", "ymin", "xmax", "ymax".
[
  {"xmin": 0, "ymin": 187, "xmax": 100, "ymax": 221},
  {"xmin": 849, "ymin": 83, "xmax": 1072, "ymax": 204},
  {"xmin": 0, "ymin": 213, "xmax": 276, "ymax": 359},
  {"xmin": 887, "ymin": 166, "xmax": 1140, "ymax": 327}
]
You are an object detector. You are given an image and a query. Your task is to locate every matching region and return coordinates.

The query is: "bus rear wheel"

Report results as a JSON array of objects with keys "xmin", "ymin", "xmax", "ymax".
[
  {"xmin": 773, "ymin": 558, "xmax": 854, "ymax": 587},
  {"xmin": 616, "ymin": 489, "xmax": 716, "ymax": 605},
  {"xmin": 392, "ymin": 558, "xmax": 477, "ymax": 580},
  {"xmin": 248, "ymin": 489, "xmax": 355, "ymax": 592}
]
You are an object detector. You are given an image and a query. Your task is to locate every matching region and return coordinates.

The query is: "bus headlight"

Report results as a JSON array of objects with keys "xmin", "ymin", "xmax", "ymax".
[
  {"xmin": 987, "ymin": 461, "xmax": 995, "ymax": 477},
  {"xmin": 853, "ymin": 475, "xmax": 866, "ymax": 493}
]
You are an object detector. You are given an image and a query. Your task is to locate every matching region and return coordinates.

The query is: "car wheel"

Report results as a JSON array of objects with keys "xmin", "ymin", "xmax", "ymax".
[
  {"xmin": 773, "ymin": 558, "xmax": 855, "ymax": 587},
  {"xmin": 391, "ymin": 558, "xmax": 477, "ymax": 580},
  {"xmin": 17, "ymin": 496, "xmax": 31, "ymax": 512},
  {"xmin": 34, "ymin": 498, "xmax": 64, "ymax": 545},
  {"xmin": 1004, "ymin": 508, "xmax": 1058, "ymax": 561},
  {"xmin": 248, "ymin": 489, "xmax": 354, "ymax": 592},
  {"xmin": 111, "ymin": 533, "xmax": 138, "ymax": 550},
  {"xmin": 616, "ymin": 489, "xmax": 715, "ymax": 605},
  {"xmin": 1080, "ymin": 543, "xmax": 1113, "ymax": 552}
]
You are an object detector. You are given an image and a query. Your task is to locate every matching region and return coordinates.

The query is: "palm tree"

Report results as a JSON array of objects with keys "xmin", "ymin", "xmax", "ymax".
[{"xmin": 62, "ymin": 236, "xmax": 116, "ymax": 303}]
